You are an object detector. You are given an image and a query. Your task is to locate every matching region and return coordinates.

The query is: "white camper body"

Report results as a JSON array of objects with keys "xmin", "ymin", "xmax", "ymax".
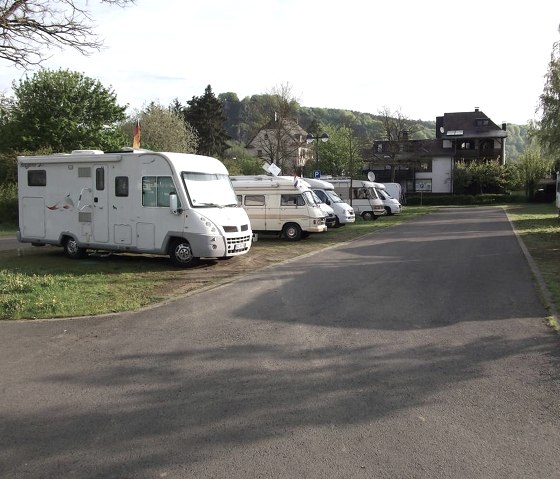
[
  {"xmin": 301, "ymin": 177, "xmax": 355, "ymax": 226},
  {"xmin": 381, "ymin": 182, "xmax": 403, "ymax": 203},
  {"xmin": 325, "ymin": 178, "xmax": 386, "ymax": 220},
  {"xmin": 375, "ymin": 183, "xmax": 402, "ymax": 215},
  {"xmin": 230, "ymin": 175, "xmax": 327, "ymax": 241},
  {"xmin": 17, "ymin": 150, "xmax": 253, "ymax": 266}
]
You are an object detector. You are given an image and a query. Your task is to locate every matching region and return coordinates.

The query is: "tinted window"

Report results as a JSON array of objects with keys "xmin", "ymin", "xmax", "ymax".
[{"xmin": 28, "ymin": 170, "xmax": 46, "ymax": 186}]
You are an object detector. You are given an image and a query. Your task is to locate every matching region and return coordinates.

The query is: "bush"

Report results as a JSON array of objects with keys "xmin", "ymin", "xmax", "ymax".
[
  {"xmin": 0, "ymin": 182, "xmax": 18, "ymax": 225},
  {"xmin": 405, "ymin": 193, "xmax": 527, "ymax": 206}
]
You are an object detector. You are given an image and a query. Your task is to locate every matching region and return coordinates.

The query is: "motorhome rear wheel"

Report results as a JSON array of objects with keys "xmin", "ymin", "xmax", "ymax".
[{"xmin": 63, "ymin": 237, "xmax": 87, "ymax": 259}]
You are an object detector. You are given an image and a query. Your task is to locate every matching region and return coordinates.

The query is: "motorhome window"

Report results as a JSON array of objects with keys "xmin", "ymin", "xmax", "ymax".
[
  {"xmin": 142, "ymin": 176, "xmax": 180, "ymax": 207},
  {"xmin": 244, "ymin": 195, "xmax": 265, "ymax": 206},
  {"xmin": 281, "ymin": 194, "xmax": 304, "ymax": 206},
  {"xmin": 95, "ymin": 168, "xmax": 105, "ymax": 190},
  {"xmin": 302, "ymin": 191, "xmax": 316, "ymax": 206},
  {"xmin": 115, "ymin": 176, "xmax": 129, "ymax": 197},
  {"xmin": 181, "ymin": 172, "xmax": 237, "ymax": 208},
  {"xmin": 27, "ymin": 170, "xmax": 46, "ymax": 186}
]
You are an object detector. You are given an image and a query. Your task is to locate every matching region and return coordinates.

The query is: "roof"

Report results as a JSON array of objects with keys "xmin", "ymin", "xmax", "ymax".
[{"xmin": 437, "ymin": 110, "xmax": 507, "ymax": 139}]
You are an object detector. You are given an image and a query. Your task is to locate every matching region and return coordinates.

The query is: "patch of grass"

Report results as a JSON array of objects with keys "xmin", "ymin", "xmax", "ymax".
[
  {"xmin": 505, "ymin": 203, "xmax": 560, "ymax": 318},
  {"xmin": 0, "ymin": 206, "xmax": 434, "ymax": 320}
]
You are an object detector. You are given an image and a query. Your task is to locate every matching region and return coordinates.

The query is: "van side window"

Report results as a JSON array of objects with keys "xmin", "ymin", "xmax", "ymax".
[
  {"xmin": 115, "ymin": 176, "xmax": 129, "ymax": 197},
  {"xmin": 95, "ymin": 167, "xmax": 105, "ymax": 191},
  {"xmin": 281, "ymin": 194, "xmax": 304, "ymax": 206},
  {"xmin": 28, "ymin": 170, "xmax": 46, "ymax": 186},
  {"xmin": 244, "ymin": 195, "xmax": 265, "ymax": 206},
  {"xmin": 142, "ymin": 176, "xmax": 180, "ymax": 207}
]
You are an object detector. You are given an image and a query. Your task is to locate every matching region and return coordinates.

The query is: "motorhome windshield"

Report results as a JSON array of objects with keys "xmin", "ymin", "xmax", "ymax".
[
  {"xmin": 326, "ymin": 191, "xmax": 344, "ymax": 203},
  {"xmin": 303, "ymin": 190, "xmax": 318, "ymax": 206},
  {"xmin": 365, "ymin": 187, "xmax": 379, "ymax": 200},
  {"xmin": 182, "ymin": 172, "xmax": 238, "ymax": 208}
]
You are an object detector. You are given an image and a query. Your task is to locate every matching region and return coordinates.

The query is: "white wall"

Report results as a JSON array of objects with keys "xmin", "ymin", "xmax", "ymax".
[{"xmin": 415, "ymin": 157, "xmax": 453, "ymax": 193}]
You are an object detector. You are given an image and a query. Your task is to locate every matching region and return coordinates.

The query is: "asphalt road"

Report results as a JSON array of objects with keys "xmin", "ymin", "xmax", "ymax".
[{"xmin": 1, "ymin": 207, "xmax": 559, "ymax": 479}]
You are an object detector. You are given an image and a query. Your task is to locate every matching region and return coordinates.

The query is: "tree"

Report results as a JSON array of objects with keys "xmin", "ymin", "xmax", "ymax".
[
  {"xmin": 511, "ymin": 147, "xmax": 555, "ymax": 200},
  {"xmin": 124, "ymin": 103, "xmax": 199, "ymax": 153},
  {"xmin": 1, "ymin": 69, "xmax": 127, "ymax": 152},
  {"xmin": 0, "ymin": 0, "xmax": 135, "ymax": 68},
  {"xmin": 248, "ymin": 83, "xmax": 304, "ymax": 173},
  {"xmin": 536, "ymin": 30, "xmax": 560, "ymax": 159},
  {"xmin": 377, "ymin": 107, "xmax": 419, "ymax": 182},
  {"xmin": 314, "ymin": 124, "xmax": 364, "ymax": 177},
  {"xmin": 183, "ymin": 85, "xmax": 230, "ymax": 157}
]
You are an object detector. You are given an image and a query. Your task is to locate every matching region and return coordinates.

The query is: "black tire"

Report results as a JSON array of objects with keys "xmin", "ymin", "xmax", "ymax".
[
  {"xmin": 384, "ymin": 206, "xmax": 392, "ymax": 216},
  {"xmin": 361, "ymin": 211, "xmax": 374, "ymax": 221},
  {"xmin": 282, "ymin": 223, "xmax": 302, "ymax": 241},
  {"xmin": 169, "ymin": 239, "xmax": 200, "ymax": 267},
  {"xmin": 334, "ymin": 216, "xmax": 342, "ymax": 228},
  {"xmin": 63, "ymin": 237, "xmax": 87, "ymax": 259}
]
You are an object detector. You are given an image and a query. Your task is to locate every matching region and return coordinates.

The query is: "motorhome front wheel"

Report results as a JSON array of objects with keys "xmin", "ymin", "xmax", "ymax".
[{"xmin": 169, "ymin": 239, "xmax": 200, "ymax": 267}]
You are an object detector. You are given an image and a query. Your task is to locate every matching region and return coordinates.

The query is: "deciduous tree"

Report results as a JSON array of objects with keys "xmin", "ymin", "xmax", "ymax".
[
  {"xmin": 125, "ymin": 103, "xmax": 199, "ymax": 153},
  {"xmin": 1, "ymin": 68, "xmax": 126, "ymax": 152},
  {"xmin": 0, "ymin": 0, "xmax": 135, "ymax": 68}
]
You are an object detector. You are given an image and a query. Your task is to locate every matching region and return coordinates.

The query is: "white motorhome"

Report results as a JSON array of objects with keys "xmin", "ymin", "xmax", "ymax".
[
  {"xmin": 375, "ymin": 183, "xmax": 402, "ymax": 216},
  {"xmin": 326, "ymin": 178, "xmax": 386, "ymax": 220},
  {"xmin": 17, "ymin": 150, "xmax": 253, "ymax": 267},
  {"xmin": 381, "ymin": 182, "xmax": 403, "ymax": 203},
  {"xmin": 301, "ymin": 177, "xmax": 355, "ymax": 226},
  {"xmin": 230, "ymin": 175, "xmax": 327, "ymax": 240}
]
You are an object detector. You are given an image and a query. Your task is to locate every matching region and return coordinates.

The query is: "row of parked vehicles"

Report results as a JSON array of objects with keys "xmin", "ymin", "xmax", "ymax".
[
  {"xmin": 231, "ymin": 175, "xmax": 402, "ymax": 241},
  {"xmin": 15, "ymin": 150, "xmax": 402, "ymax": 267}
]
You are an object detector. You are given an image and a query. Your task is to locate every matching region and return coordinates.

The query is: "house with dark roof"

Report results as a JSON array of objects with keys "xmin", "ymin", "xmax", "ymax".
[
  {"xmin": 245, "ymin": 118, "xmax": 313, "ymax": 175},
  {"xmin": 364, "ymin": 108, "xmax": 508, "ymax": 194}
]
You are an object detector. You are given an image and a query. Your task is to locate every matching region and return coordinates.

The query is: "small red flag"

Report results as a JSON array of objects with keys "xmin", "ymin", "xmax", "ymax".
[{"xmin": 133, "ymin": 119, "xmax": 141, "ymax": 149}]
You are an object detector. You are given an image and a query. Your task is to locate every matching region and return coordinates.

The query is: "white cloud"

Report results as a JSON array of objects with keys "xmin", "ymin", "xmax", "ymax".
[{"xmin": 1, "ymin": 0, "xmax": 559, "ymax": 125}]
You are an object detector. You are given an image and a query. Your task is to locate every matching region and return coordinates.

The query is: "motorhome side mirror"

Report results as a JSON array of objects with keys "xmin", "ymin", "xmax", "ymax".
[{"xmin": 169, "ymin": 193, "xmax": 180, "ymax": 214}]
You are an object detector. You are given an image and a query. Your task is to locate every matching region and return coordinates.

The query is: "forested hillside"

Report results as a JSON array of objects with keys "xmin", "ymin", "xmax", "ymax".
[{"xmin": 218, "ymin": 92, "xmax": 528, "ymax": 162}]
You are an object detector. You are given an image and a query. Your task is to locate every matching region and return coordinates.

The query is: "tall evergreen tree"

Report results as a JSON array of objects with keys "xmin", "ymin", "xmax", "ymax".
[{"xmin": 183, "ymin": 85, "xmax": 230, "ymax": 157}]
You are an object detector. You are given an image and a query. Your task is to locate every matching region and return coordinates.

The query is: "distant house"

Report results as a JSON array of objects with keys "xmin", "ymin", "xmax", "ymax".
[
  {"xmin": 246, "ymin": 119, "xmax": 313, "ymax": 175},
  {"xmin": 364, "ymin": 108, "xmax": 508, "ymax": 194}
]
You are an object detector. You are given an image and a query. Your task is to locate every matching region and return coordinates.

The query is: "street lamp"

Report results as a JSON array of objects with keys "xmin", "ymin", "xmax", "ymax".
[{"xmin": 306, "ymin": 132, "xmax": 329, "ymax": 174}]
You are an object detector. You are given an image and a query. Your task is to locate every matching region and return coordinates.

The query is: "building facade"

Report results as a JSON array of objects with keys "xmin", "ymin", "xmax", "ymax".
[{"xmin": 364, "ymin": 108, "xmax": 507, "ymax": 194}]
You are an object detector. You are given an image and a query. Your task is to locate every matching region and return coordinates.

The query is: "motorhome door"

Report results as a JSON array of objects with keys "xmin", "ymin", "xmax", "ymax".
[{"xmin": 92, "ymin": 165, "xmax": 109, "ymax": 242}]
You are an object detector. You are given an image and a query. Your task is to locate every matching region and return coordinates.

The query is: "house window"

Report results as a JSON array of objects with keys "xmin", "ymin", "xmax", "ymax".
[
  {"xmin": 257, "ymin": 149, "xmax": 263, "ymax": 157},
  {"xmin": 460, "ymin": 141, "xmax": 473, "ymax": 150},
  {"xmin": 475, "ymin": 118, "xmax": 490, "ymax": 127},
  {"xmin": 115, "ymin": 176, "xmax": 129, "ymax": 197},
  {"xmin": 418, "ymin": 160, "xmax": 432, "ymax": 172},
  {"xmin": 28, "ymin": 170, "xmax": 46, "ymax": 186}
]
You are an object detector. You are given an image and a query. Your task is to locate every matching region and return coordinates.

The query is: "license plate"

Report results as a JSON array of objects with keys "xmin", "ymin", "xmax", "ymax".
[{"xmin": 234, "ymin": 243, "xmax": 244, "ymax": 251}]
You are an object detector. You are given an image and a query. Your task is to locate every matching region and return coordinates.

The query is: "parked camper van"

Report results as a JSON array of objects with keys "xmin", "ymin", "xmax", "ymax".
[
  {"xmin": 375, "ymin": 183, "xmax": 402, "ymax": 216},
  {"xmin": 302, "ymin": 177, "xmax": 355, "ymax": 226},
  {"xmin": 381, "ymin": 182, "xmax": 403, "ymax": 203},
  {"xmin": 326, "ymin": 178, "xmax": 386, "ymax": 220},
  {"xmin": 231, "ymin": 175, "xmax": 327, "ymax": 240},
  {"xmin": 17, "ymin": 150, "xmax": 253, "ymax": 267}
]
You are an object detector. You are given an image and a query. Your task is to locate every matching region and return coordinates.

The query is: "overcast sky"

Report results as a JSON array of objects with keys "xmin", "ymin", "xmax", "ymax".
[{"xmin": 1, "ymin": 0, "xmax": 559, "ymax": 126}]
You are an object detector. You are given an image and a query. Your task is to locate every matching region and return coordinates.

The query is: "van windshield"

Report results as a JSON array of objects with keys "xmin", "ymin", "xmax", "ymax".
[{"xmin": 182, "ymin": 172, "xmax": 238, "ymax": 208}]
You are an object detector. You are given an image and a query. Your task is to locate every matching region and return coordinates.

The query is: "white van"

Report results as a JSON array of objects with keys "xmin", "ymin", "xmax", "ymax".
[
  {"xmin": 17, "ymin": 150, "xmax": 253, "ymax": 267},
  {"xmin": 231, "ymin": 175, "xmax": 327, "ymax": 240},
  {"xmin": 302, "ymin": 177, "xmax": 355, "ymax": 226},
  {"xmin": 326, "ymin": 178, "xmax": 386, "ymax": 220},
  {"xmin": 375, "ymin": 183, "xmax": 402, "ymax": 215}
]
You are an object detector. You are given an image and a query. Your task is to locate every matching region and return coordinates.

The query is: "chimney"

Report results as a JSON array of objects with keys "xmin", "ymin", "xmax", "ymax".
[
  {"xmin": 502, "ymin": 122, "xmax": 507, "ymax": 131},
  {"xmin": 474, "ymin": 107, "xmax": 479, "ymax": 112}
]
